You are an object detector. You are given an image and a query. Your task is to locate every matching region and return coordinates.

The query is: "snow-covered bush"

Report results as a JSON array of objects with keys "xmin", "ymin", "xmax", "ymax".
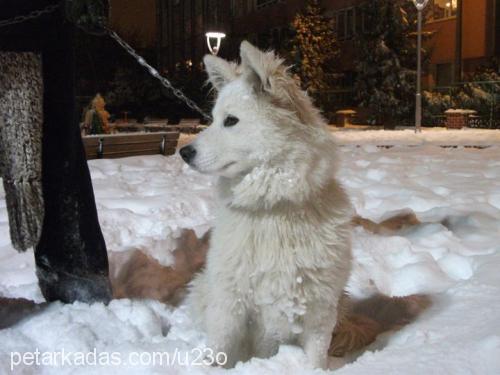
[
  {"xmin": 106, "ymin": 62, "xmax": 209, "ymax": 123},
  {"xmin": 290, "ymin": 0, "xmax": 339, "ymax": 111},
  {"xmin": 353, "ymin": 0, "xmax": 428, "ymax": 127},
  {"xmin": 423, "ymin": 91, "xmax": 453, "ymax": 117},
  {"xmin": 423, "ymin": 63, "xmax": 500, "ymax": 127}
]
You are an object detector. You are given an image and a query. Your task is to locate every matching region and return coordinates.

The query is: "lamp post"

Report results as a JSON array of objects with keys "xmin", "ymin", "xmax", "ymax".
[
  {"xmin": 205, "ymin": 32, "xmax": 226, "ymax": 55},
  {"xmin": 413, "ymin": 0, "xmax": 429, "ymax": 133}
]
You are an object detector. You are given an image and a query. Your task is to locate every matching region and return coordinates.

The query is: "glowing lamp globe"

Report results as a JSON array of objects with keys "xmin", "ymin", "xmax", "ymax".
[
  {"xmin": 205, "ymin": 32, "xmax": 226, "ymax": 55},
  {"xmin": 412, "ymin": 0, "xmax": 430, "ymax": 10}
]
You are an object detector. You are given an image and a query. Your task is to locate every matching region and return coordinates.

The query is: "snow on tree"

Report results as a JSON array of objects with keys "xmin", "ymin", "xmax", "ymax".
[
  {"xmin": 354, "ymin": 0, "xmax": 425, "ymax": 127},
  {"xmin": 290, "ymin": 0, "xmax": 339, "ymax": 108}
]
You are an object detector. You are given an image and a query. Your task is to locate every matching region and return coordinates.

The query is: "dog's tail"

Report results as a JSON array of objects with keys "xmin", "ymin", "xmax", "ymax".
[{"xmin": 329, "ymin": 294, "xmax": 431, "ymax": 357}]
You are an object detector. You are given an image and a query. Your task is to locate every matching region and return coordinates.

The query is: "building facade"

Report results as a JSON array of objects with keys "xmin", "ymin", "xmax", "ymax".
[
  {"xmin": 423, "ymin": 0, "xmax": 499, "ymax": 87},
  {"xmin": 109, "ymin": 0, "xmax": 158, "ymax": 48},
  {"xmin": 156, "ymin": 0, "xmax": 233, "ymax": 71},
  {"xmin": 156, "ymin": 0, "xmax": 498, "ymax": 88}
]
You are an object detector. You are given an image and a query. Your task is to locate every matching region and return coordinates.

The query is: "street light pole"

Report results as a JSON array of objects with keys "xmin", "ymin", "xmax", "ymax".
[{"xmin": 413, "ymin": 0, "xmax": 429, "ymax": 133}]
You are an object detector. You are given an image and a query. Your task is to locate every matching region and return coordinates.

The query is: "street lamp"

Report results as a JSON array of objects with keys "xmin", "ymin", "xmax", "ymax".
[
  {"xmin": 412, "ymin": 0, "xmax": 429, "ymax": 133},
  {"xmin": 205, "ymin": 32, "xmax": 226, "ymax": 55}
]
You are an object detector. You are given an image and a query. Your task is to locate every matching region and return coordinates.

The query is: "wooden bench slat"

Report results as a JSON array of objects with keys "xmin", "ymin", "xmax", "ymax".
[
  {"xmin": 98, "ymin": 132, "xmax": 178, "ymax": 144},
  {"xmin": 83, "ymin": 137, "xmax": 101, "ymax": 146},
  {"xmin": 103, "ymin": 150, "xmax": 163, "ymax": 159},
  {"xmin": 86, "ymin": 149, "xmax": 177, "ymax": 160},
  {"xmin": 86, "ymin": 147, "xmax": 177, "ymax": 159},
  {"xmin": 104, "ymin": 141, "xmax": 177, "ymax": 153},
  {"xmin": 83, "ymin": 131, "xmax": 179, "ymax": 160}
]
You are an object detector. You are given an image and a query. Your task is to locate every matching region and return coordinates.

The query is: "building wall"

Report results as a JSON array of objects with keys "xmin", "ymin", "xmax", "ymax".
[
  {"xmin": 423, "ymin": 0, "xmax": 496, "ymax": 87},
  {"xmin": 424, "ymin": 0, "xmax": 490, "ymax": 63},
  {"xmin": 230, "ymin": 0, "xmax": 303, "ymax": 39},
  {"xmin": 158, "ymin": 0, "xmax": 233, "ymax": 70},
  {"xmin": 158, "ymin": 0, "xmax": 498, "ymax": 85},
  {"xmin": 109, "ymin": 0, "xmax": 157, "ymax": 49},
  {"xmin": 462, "ymin": 0, "xmax": 488, "ymax": 59}
]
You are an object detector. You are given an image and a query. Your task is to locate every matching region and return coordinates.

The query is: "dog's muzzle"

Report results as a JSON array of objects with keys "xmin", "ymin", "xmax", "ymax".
[{"xmin": 180, "ymin": 145, "xmax": 197, "ymax": 164}]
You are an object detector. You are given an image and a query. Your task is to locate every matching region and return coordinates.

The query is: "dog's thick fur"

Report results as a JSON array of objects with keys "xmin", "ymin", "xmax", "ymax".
[{"xmin": 181, "ymin": 41, "xmax": 353, "ymax": 368}]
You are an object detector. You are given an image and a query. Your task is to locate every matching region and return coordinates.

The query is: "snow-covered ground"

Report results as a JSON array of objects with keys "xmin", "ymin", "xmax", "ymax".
[
  {"xmin": 332, "ymin": 127, "xmax": 500, "ymax": 147},
  {"xmin": 1, "ymin": 136, "xmax": 500, "ymax": 374}
]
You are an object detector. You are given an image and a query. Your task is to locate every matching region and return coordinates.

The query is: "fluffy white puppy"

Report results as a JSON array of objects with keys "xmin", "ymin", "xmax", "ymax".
[{"xmin": 180, "ymin": 41, "xmax": 353, "ymax": 369}]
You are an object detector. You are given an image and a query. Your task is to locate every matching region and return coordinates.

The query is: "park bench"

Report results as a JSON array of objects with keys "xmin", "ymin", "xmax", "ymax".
[
  {"xmin": 108, "ymin": 121, "xmax": 170, "ymax": 133},
  {"xmin": 83, "ymin": 131, "xmax": 179, "ymax": 159}
]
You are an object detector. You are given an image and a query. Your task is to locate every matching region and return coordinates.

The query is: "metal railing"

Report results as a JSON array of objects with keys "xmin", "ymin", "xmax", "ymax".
[{"xmin": 425, "ymin": 80, "xmax": 500, "ymax": 128}]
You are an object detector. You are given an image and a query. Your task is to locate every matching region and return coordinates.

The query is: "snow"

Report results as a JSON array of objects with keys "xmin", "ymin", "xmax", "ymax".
[
  {"xmin": 444, "ymin": 109, "xmax": 477, "ymax": 115},
  {"xmin": 90, "ymin": 157, "xmax": 215, "ymax": 266},
  {"xmin": 331, "ymin": 128, "xmax": 500, "ymax": 146},
  {"xmin": 1, "ymin": 135, "xmax": 500, "ymax": 374}
]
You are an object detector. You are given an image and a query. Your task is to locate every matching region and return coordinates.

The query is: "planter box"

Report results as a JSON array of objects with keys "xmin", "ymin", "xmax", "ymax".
[{"xmin": 444, "ymin": 109, "xmax": 476, "ymax": 129}]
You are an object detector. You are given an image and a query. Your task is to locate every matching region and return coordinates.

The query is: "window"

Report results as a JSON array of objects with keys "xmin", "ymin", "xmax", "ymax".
[
  {"xmin": 195, "ymin": 0, "xmax": 203, "ymax": 31},
  {"xmin": 345, "ymin": 8, "xmax": 354, "ymax": 39},
  {"xmin": 428, "ymin": 0, "xmax": 457, "ymax": 21},
  {"xmin": 436, "ymin": 63, "xmax": 453, "ymax": 87},
  {"xmin": 231, "ymin": 0, "xmax": 236, "ymax": 16},
  {"xmin": 184, "ymin": 0, "xmax": 191, "ymax": 36},
  {"xmin": 232, "ymin": 0, "xmax": 252, "ymax": 17},
  {"xmin": 337, "ymin": 10, "xmax": 346, "ymax": 40},
  {"xmin": 231, "ymin": 0, "xmax": 240, "ymax": 16},
  {"xmin": 355, "ymin": 6, "xmax": 364, "ymax": 35},
  {"xmin": 335, "ymin": 8, "xmax": 357, "ymax": 41}
]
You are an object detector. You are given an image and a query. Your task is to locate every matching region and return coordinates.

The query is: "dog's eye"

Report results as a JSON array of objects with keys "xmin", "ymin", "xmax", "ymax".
[{"xmin": 224, "ymin": 115, "xmax": 239, "ymax": 127}]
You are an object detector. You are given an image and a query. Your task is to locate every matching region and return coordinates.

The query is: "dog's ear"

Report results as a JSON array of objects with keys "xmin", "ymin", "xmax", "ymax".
[
  {"xmin": 240, "ymin": 41, "xmax": 321, "ymax": 126},
  {"xmin": 240, "ymin": 40, "xmax": 281, "ymax": 93},
  {"xmin": 203, "ymin": 54, "xmax": 237, "ymax": 91}
]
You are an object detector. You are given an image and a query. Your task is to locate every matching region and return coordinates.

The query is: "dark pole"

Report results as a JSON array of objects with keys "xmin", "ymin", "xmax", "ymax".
[
  {"xmin": 454, "ymin": 0, "xmax": 463, "ymax": 83},
  {"xmin": 416, "ymin": 7, "xmax": 423, "ymax": 133},
  {"xmin": 413, "ymin": 0, "xmax": 429, "ymax": 133},
  {"xmin": 168, "ymin": 0, "xmax": 174, "ymax": 69},
  {"xmin": 156, "ymin": 0, "xmax": 162, "ymax": 68},
  {"xmin": 191, "ymin": 0, "xmax": 196, "ymax": 63},
  {"xmin": 36, "ymin": 10, "xmax": 113, "ymax": 304},
  {"xmin": 0, "ymin": 0, "xmax": 113, "ymax": 304}
]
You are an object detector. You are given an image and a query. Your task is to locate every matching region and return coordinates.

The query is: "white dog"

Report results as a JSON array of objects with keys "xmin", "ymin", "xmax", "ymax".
[{"xmin": 180, "ymin": 41, "xmax": 353, "ymax": 369}]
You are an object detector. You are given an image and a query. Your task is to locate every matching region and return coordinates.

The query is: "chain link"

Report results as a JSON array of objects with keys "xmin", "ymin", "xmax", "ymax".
[
  {"xmin": 0, "ymin": 4, "xmax": 211, "ymax": 121},
  {"xmin": 106, "ymin": 28, "xmax": 212, "ymax": 121},
  {"xmin": 0, "ymin": 3, "xmax": 61, "ymax": 28}
]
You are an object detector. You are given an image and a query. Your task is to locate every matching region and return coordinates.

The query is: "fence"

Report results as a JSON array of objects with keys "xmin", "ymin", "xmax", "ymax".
[
  {"xmin": 321, "ymin": 80, "xmax": 500, "ymax": 128},
  {"xmin": 424, "ymin": 80, "xmax": 500, "ymax": 129}
]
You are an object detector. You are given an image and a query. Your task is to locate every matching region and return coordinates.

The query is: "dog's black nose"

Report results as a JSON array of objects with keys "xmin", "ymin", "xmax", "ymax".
[{"xmin": 180, "ymin": 145, "xmax": 197, "ymax": 163}]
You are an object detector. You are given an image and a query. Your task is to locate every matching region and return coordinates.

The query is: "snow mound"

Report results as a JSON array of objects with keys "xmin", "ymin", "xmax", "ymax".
[
  {"xmin": 1, "ymin": 144, "xmax": 500, "ymax": 374},
  {"xmin": 90, "ymin": 155, "xmax": 215, "ymax": 266}
]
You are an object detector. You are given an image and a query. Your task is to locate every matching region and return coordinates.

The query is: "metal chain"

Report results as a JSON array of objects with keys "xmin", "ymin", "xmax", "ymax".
[
  {"xmin": 0, "ymin": 3, "xmax": 61, "ymax": 28},
  {"xmin": 0, "ymin": 4, "xmax": 211, "ymax": 121},
  {"xmin": 106, "ymin": 28, "xmax": 212, "ymax": 121}
]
